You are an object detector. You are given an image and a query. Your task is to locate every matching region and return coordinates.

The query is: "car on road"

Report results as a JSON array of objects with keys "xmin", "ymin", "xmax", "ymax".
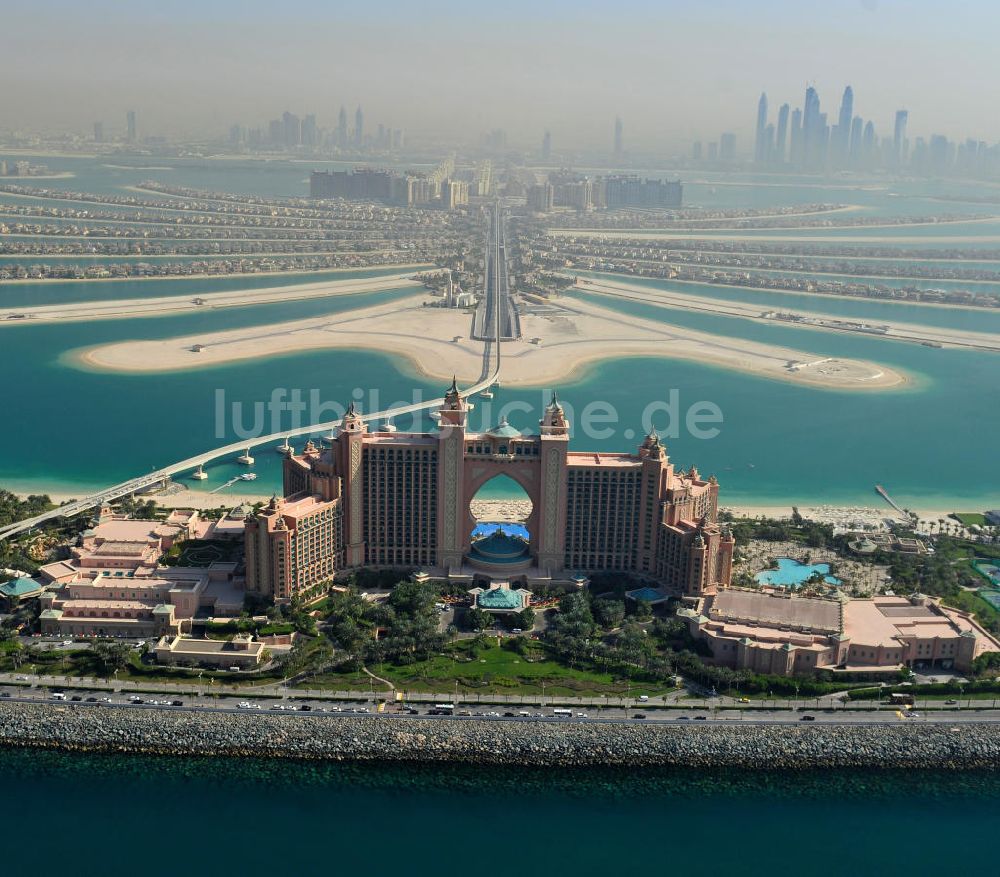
[
  {"xmin": 85, "ymin": 696, "xmax": 97, "ymax": 702},
  {"xmin": 633, "ymin": 713, "xmax": 646, "ymax": 719},
  {"xmin": 694, "ymin": 715, "xmax": 707, "ymax": 720},
  {"xmin": 0, "ymin": 692, "xmax": 10, "ymax": 698},
  {"xmin": 945, "ymin": 699, "xmax": 958, "ymax": 705},
  {"xmin": 503, "ymin": 712, "xmax": 516, "ymax": 718},
  {"xmin": 800, "ymin": 715, "xmax": 816, "ymax": 721}
]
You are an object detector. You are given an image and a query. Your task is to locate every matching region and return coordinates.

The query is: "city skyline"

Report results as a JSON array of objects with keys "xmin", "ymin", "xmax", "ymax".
[{"xmin": 3, "ymin": 0, "xmax": 1000, "ymax": 148}]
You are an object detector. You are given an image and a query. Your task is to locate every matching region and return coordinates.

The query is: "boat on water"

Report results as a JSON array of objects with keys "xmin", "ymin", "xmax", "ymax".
[{"xmin": 240, "ymin": 473, "xmax": 258, "ymax": 481}]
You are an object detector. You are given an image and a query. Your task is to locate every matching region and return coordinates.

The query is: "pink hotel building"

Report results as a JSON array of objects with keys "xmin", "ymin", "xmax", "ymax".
[{"xmin": 245, "ymin": 385, "xmax": 735, "ymax": 601}]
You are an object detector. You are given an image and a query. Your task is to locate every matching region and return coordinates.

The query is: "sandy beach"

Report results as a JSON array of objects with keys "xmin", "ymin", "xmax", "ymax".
[
  {"xmin": 11, "ymin": 485, "xmax": 972, "ymax": 527},
  {"xmin": 0, "ymin": 272, "xmax": 422, "ymax": 323},
  {"xmin": 73, "ymin": 288, "xmax": 905, "ymax": 390}
]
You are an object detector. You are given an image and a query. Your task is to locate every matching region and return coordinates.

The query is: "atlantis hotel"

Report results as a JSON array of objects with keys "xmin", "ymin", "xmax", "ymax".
[{"xmin": 245, "ymin": 383, "xmax": 734, "ymax": 601}]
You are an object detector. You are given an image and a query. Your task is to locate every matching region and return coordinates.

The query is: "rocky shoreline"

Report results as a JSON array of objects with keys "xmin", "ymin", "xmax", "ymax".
[{"xmin": 1, "ymin": 703, "xmax": 999, "ymax": 768}]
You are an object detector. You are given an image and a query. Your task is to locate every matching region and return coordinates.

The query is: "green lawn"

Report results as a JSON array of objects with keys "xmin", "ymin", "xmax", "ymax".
[
  {"xmin": 301, "ymin": 642, "xmax": 678, "ymax": 697},
  {"xmin": 952, "ymin": 513, "xmax": 987, "ymax": 526},
  {"xmin": 945, "ymin": 589, "xmax": 1000, "ymax": 627}
]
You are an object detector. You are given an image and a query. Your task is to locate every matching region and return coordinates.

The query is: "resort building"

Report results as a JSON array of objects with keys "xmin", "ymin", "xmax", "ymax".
[
  {"xmin": 0, "ymin": 577, "xmax": 44, "ymax": 609},
  {"xmin": 39, "ymin": 564, "xmax": 244, "ymax": 638},
  {"xmin": 245, "ymin": 384, "xmax": 734, "ymax": 601},
  {"xmin": 679, "ymin": 588, "xmax": 1000, "ymax": 676},
  {"xmin": 38, "ymin": 509, "xmax": 199, "ymax": 585},
  {"xmin": 154, "ymin": 634, "xmax": 265, "ymax": 669},
  {"xmin": 469, "ymin": 579, "xmax": 533, "ymax": 614}
]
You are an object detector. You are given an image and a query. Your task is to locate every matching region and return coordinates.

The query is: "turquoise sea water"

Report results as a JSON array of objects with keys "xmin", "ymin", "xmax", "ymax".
[
  {"xmin": 2, "ymin": 748, "xmax": 999, "ymax": 876},
  {"xmin": 0, "ymin": 158, "xmax": 997, "ymax": 510}
]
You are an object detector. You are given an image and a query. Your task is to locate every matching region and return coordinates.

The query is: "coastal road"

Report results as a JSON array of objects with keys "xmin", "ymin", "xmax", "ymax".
[{"xmin": 3, "ymin": 686, "xmax": 1000, "ymax": 726}]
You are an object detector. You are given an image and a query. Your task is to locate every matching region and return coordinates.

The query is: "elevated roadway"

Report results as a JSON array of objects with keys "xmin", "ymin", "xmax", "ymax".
[{"xmin": 0, "ymin": 230, "xmax": 506, "ymax": 542}]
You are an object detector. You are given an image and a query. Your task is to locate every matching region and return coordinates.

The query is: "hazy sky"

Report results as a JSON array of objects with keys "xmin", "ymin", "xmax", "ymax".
[{"xmin": 2, "ymin": 0, "xmax": 999, "ymax": 150}]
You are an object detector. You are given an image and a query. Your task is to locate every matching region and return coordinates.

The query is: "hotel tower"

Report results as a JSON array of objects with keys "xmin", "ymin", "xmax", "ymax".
[{"xmin": 245, "ymin": 384, "xmax": 734, "ymax": 601}]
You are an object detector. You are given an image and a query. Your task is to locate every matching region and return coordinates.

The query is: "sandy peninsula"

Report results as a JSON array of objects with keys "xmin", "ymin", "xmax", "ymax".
[
  {"xmin": 574, "ymin": 277, "xmax": 1000, "ymax": 352},
  {"xmin": 0, "ymin": 272, "xmax": 422, "ymax": 323},
  {"xmin": 75, "ymin": 287, "xmax": 905, "ymax": 390}
]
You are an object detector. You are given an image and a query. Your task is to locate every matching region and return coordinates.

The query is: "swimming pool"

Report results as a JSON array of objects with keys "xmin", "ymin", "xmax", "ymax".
[
  {"xmin": 471, "ymin": 522, "xmax": 530, "ymax": 541},
  {"xmin": 755, "ymin": 557, "xmax": 841, "ymax": 587}
]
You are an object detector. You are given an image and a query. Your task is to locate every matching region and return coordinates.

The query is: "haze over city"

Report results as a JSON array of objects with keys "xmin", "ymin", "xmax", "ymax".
[{"xmin": 3, "ymin": 0, "xmax": 1000, "ymax": 148}]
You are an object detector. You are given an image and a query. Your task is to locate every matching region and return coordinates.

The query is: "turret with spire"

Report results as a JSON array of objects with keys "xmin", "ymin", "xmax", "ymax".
[
  {"xmin": 439, "ymin": 376, "xmax": 468, "ymax": 429},
  {"xmin": 638, "ymin": 430, "xmax": 667, "ymax": 461},
  {"xmin": 539, "ymin": 390, "xmax": 569, "ymax": 435},
  {"xmin": 339, "ymin": 399, "xmax": 365, "ymax": 434}
]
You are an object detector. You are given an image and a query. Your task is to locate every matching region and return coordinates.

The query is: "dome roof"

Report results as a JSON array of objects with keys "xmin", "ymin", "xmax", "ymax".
[{"xmin": 486, "ymin": 417, "xmax": 522, "ymax": 439}]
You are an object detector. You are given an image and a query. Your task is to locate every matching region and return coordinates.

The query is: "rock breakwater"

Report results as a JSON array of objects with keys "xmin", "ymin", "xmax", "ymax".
[{"xmin": 1, "ymin": 703, "xmax": 997, "ymax": 768}]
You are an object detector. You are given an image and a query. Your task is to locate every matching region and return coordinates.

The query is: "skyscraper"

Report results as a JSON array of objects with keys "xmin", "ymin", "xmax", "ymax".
[
  {"xmin": 849, "ymin": 116, "xmax": 863, "ymax": 166},
  {"xmin": 354, "ymin": 106, "xmax": 364, "ymax": 147},
  {"xmin": 93, "ymin": 121, "xmax": 104, "ymax": 144},
  {"xmin": 542, "ymin": 130, "xmax": 551, "ymax": 161},
  {"xmin": 801, "ymin": 86, "xmax": 821, "ymax": 168},
  {"xmin": 719, "ymin": 132, "xmax": 736, "ymax": 162},
  {"xmin": 862, "ymin": 120, "xmax": 877, "ymax": 168},
  {"xmin": 775, "ymin": 103, "xmax": 789, "ymax": 163},
  {"xmin": 834, "ymin": 86, "xmax": 854, "ymax": 166},
  {"xmin": 789, "ymin": 108, "xmax": 803, "ymax": 165},
  {"xmin": 754, "ymin": 92, "xmax": 768, "ymax": 163},
  {"xmin": 126, "ymin": 110, "xmax": 137, "ymax": 144},
  {"xmin": 337, "ymin": 106, "xmax": 348, "ymax": 148},
  {"xmin": 613, "ymin": 116, "xmax": 623, "ymax": 159},
  {"xmin": 301, "ymin": 114, "xmax": 317, "ymax": 148},
  {"xmin": 894, "ymin": 109, "xmax": 909, "ymax": 166},
  {"xmin": 282, "ymin": 111, "xmax": 301, "ymax": 149}
]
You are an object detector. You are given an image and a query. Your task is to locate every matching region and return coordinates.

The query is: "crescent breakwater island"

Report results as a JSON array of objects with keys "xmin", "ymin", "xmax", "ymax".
[
  {"xmin": 68, "ymin": 281, "xmax": 905, "ymax": 390},
  {"xmin": 0, "ymin": 272, "xmax": 424, "ymax": 322},
  {"xmin": 2, "ymin": 703, "xmax": 1000, "ymax": 769}
]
